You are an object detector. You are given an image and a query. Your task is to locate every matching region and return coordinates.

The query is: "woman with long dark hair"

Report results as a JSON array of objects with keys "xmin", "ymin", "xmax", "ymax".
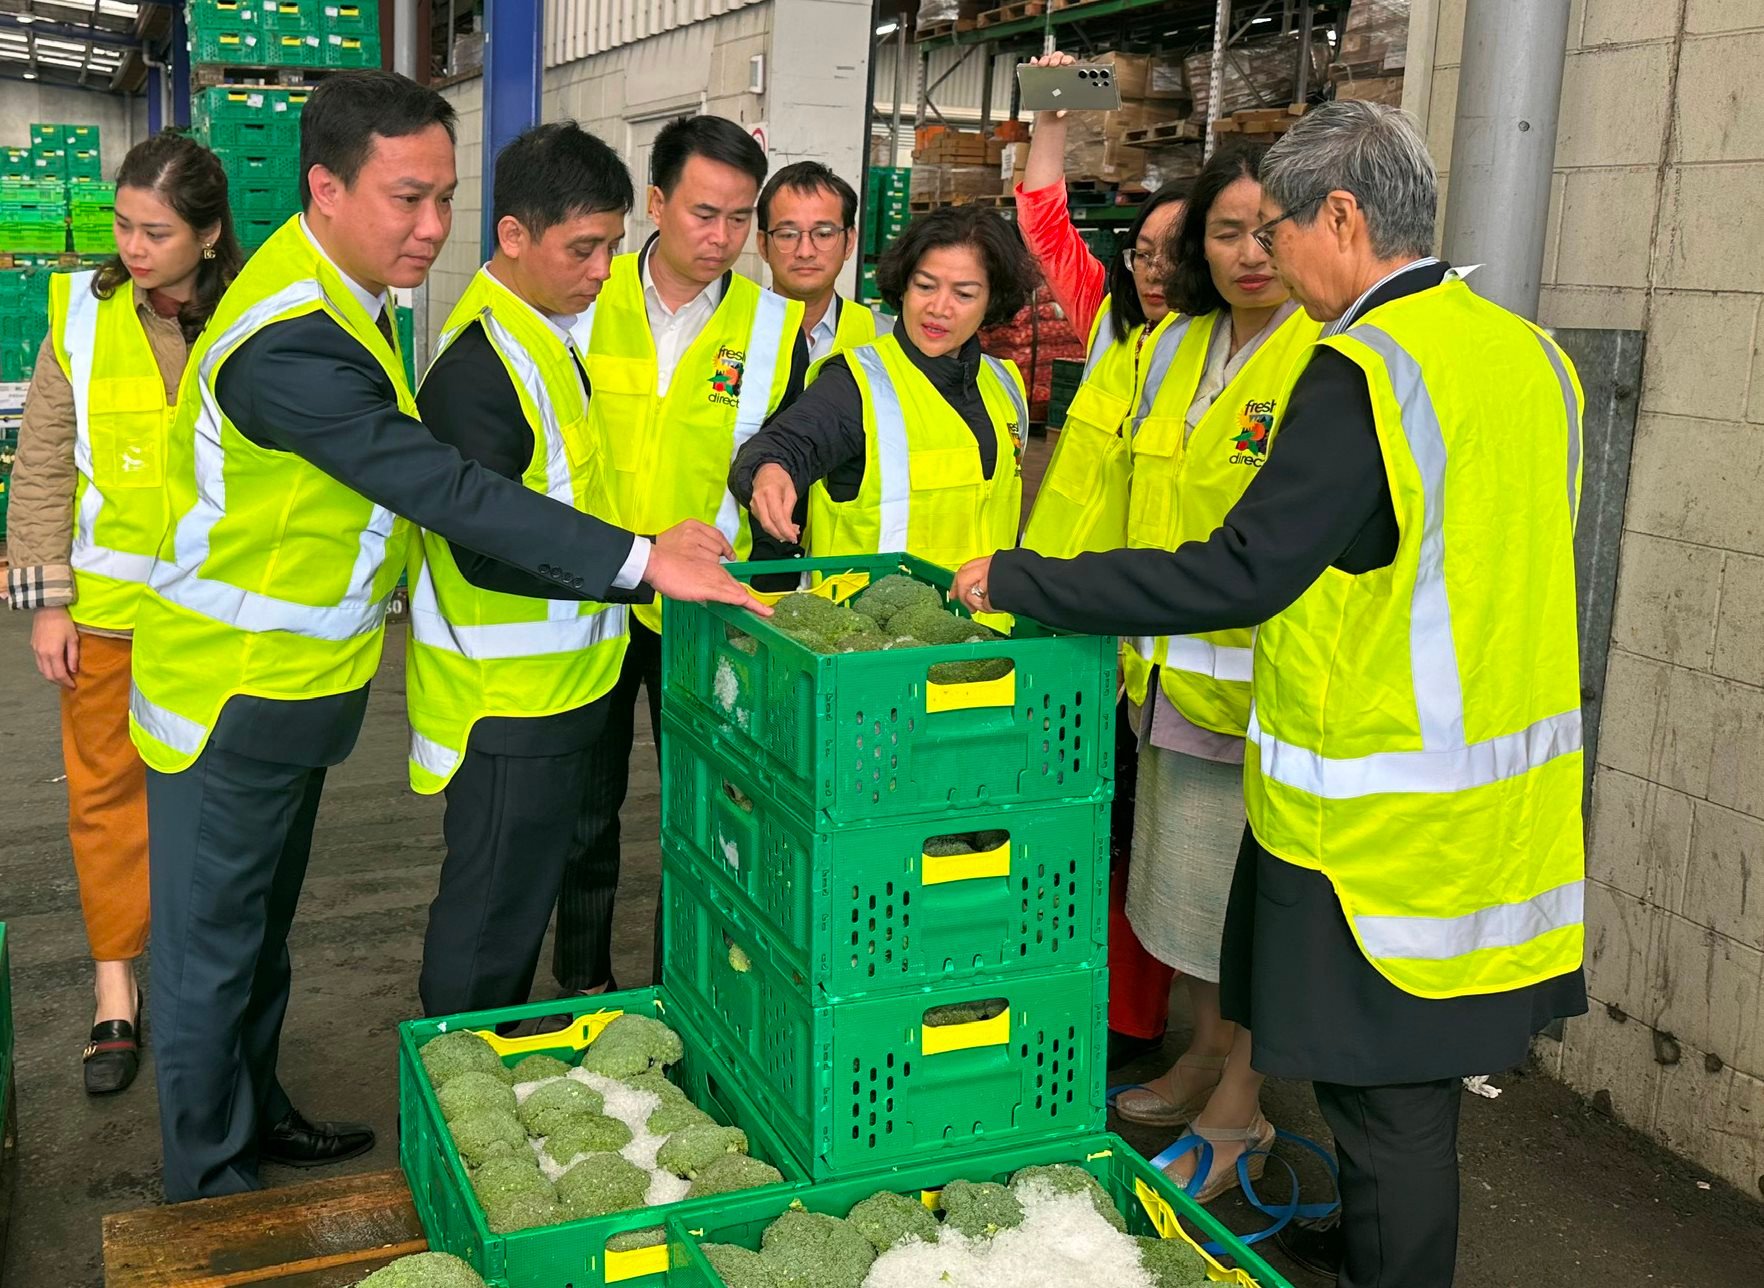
[{"xmin": 5, "ymin": 130, "xmax": 242, "ymax": 1095}]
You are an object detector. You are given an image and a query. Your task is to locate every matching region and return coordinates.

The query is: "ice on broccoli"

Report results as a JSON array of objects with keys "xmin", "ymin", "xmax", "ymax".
[
  {"xmin": 1135, "ymin": 1234, "xmax": 1214, "ymax": 1287},
  {"xmin": 422, "ymin": 1030, "xmax": 513, "ymax": 1089},
  {"xmin": 517, "ymin": 1077, "xmax": 605, "ymax": 1137},
  {"xmin": 436, "ymin": 1070, "xmax": 518, "ymax": 1123},
  {"xmin": 759, "ymin": 1209, "xmax": 876, "ymax": 1288},
  {"xmin": 846, "ymin": 1189, "xmax": 940, "ymax": 1252},
  {"xmin": 832, "ymin": 629, "xmax": 892, "ymax": 654},
  {"xmin": 356, "ymin": 1251, "xmax": 488, "ymax": 1287},
  {"xmin": 448, "ymin": 1107, "xmax": 527, "ymax": 1167},
  {"xmin": 855, "ymin": 575, "xmax": 941, "ymax": 629},
  {"xmin": 480, "ymin": 1186, "xmax": 564, "ymax": 1233},
  {"xmin": 470, "ymin": 1152, "xmax": 555, "ymax": 1209},
  {"xmin": 700, "ymin": 1243, "xmax": 783, "ymax": 1288},
  {"xmin": 541, "ymin": 1111, "xmax": 633, "ymax": 1164},
  {"xmin": 510, "ymin": 1053, "xmax": 573, "ymax": 1084},
  {"xmin": 606, "ymin": 1227, "xmax": 666, "ymax": 1253},
  {"xmin": 655, "ymin": 1123, "xmax": 749, "ymax": 1179},
  {"xmin": 684, "ymin": 1151, "xmax": 785, "ymax": 1198},
  {"xmin": 937, "ymin": 1179, "xmax": 1023, "ymax": 1238},
  {"xmin": 1010, "ymin": 1164, "xmax": 1127, "ymax": 1232},
  {"xmin": 554, "ymin": 1151, "xmax": 650, "ymax": 1219},
  {"xmin": 922, "ymin": 998, "xmax": 1008, "ymax": 1028},
  {"xmin": 578, "ymin": 1014, "xmax": 684, "ymax": 1078}
]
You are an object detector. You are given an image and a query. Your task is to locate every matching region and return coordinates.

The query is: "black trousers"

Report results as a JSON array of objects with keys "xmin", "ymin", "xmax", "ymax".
[
  {"xmin": 419, "ymin": 742, "xmax": 600, "ymax": 1018},
  {"xmin": 1313, "ymin": 1079, "xmax": 1463, "ymax": 1288},
  {"xmin": 146, "ymin": 746, "xmax": 327, "ymax": 1201},
  {"xmin": 553, "ymin": 620, "xmax": 662, "ymax": 992}
]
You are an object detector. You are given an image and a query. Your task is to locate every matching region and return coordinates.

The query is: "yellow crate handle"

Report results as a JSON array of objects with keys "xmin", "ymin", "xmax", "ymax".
[
  {"xmin": 1133, "ymin": 1178, "xmax": 1258, "ymax": 1286},
  {"xmin": 464, "ymin": 1007, "xmax": 625, "ymax": 1058},
  {"xmin": 605, "ymin": 1242, "xmax": 668, "ymax": 1282},
  {"xmin": 922, "ymin": 836, "xmax": 1010, "ymax": 885},
  {"xmin": 921, "ymin": 1007, "xmax": 1010, "ymax": 1056},
  {"xmin": 925, "ymin": 667, "xmax": 1016, "ymax": 713},
  {"xmin": 746, "ymin": 569, "xmax": 872, "ymax": 608}
]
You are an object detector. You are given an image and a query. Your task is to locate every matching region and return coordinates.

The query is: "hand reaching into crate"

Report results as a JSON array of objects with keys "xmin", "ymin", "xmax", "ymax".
[
  {"xmin": 646, "ymin": 520, "xmax": 774, "ymax": 616},
  {"xmin": 747, "ymin": 463, "xmax": 801, "ymax": 545},
  {"xmin": 952, "ymin": 555, "xmax": 996, "ymax": 616}
]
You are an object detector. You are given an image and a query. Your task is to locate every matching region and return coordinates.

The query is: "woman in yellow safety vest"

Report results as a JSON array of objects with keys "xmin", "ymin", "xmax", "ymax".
[
  {"xmin": 730, "ymin": 205, "xmax": 1036, "ymax": 579},
  {"xmin": 1101, "ymin": 144, "xmax": 1325, "ymax": 1202},
  {"xmin": 4, "ymin": 132, "xmax": 242, "ymax": 1096}
]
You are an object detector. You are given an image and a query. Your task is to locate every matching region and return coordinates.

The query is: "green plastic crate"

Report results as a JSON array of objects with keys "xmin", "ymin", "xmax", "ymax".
[
  {"xmin": 272, "ymin": 29, "xmax": 328, "ymax": 62},
  {"xmin": 194, "ymin": 85, "xmax": 308, "ymax": 150},
  {"xmin": 322, "ymin": 0, "xmax": 375, "ymax": 33},
  {"xmin": 229, "ymin": 180, "xmax": 297, "ymax": 214},
  {"xmin": 1, "ymin": 228, "xmax": 67, "ymax": 254},
  {"xmin": 320, "ymin": 30, "xmax": 379, "ymax": 65},
  {"xmin": 190, "ymin": 26, "xmax": 271, "ymax": 63},
  {"xmin": 221, "ymin": 150, "xmax": 302, "ymax": 181},
  {"xmin": 664, "ymin": 863, "xmax": 1107, "ymax": 1179},
  {"xmin": 260, "ymin": 0, "xmax": 325, "ymax": 31},
  {"xmin": 661, "ymin": 712, "xmax": 1107, "ymax": 1003},
  {"xmin": 663, "ymin": 1131, "xmax": 1294, "ymax": 1287},
  {"xmin": 399, "ymin": 986, "xmax": 811, "ymax": 1288},
  {"xmin": 661, "ymin": 553, "xmax": 1115, "ymax": 827},
  {"xmin": 235, "ymin": 215, "xmax": 286, "ymax": 250}
]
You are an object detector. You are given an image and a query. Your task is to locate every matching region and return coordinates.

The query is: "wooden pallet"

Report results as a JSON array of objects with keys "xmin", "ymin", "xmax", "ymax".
[
  {"xmin": 1122, "ymin": 119, "xmax": 1205, "ymax": 148},
  {"xmin": 977, "ymin": 1, "xmax": 1046, "ymax": 28},
  {"xmin": 191, "ymin": 63, "xmax": 358, "ymax": 90},
  {"xmin": 1053, "ymin": 0, "xmax": 1105, "ymax": 10},
  {"xmin": 917, "ymin": 21, "xmax": 956, "ymax": 40},
  {"xmin": 1214, "ymin": 105, "xmax": 1307, "ymax": 136},
  {"xmin": 104, "ymin": 1169, "xmax": 425, "ymax": 1288}
]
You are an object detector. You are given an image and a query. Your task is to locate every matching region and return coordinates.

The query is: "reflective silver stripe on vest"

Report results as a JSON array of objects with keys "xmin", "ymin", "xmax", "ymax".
[
  {"xmin": 1533, "ymin": 329, "xmax": 1582, "ymax": 527},
  {"xmin": 1162, "ymin": 634, "xmax": 1254, "ymax": 683},
  {"xmin": 982, "ymin": 354, "xmax": 1029, "ymax": 434},
  {"xmin": 409, "ymin": 729, "xmax": 458, "ymax": 780},
  {"xmin": 149, "ymin": 279, "xmax": 397, "ymax": 642},
  {"xmin": 714, "ymin": 289, "xmax": 791, "ymax": 545},
  {"xmin": 1131, "ymin": 315, "xmax": 1192, "ymax": 434},
  {"xmin": 849, "ymin": 344, "xmax": 911, "ymax": 553},
  {"xmin": 129, "ymin": 682, "xmax": 207, "ymax": 755},
  {"xmin": 1082, "ymin": 310, "xmax": 1115, "ymax": 379},
  {"xmin": 61, "ymin": 271, "xmax": 158, "ymax": 586},
  {"xmin": 1354, "ymin": 878, "xmax": 1584, "ymax": 962}
]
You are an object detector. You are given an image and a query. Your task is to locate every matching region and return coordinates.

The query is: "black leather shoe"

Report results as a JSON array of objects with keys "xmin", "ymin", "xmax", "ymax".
[
  {"xmin": 1107, "ymin": 1028, "xmax": 1165, "ymax": 1071},
  {"xmin": 1276, "ymin": 1211, "xmax": 1343, "ymax": 1279},
  {"xmin": 258, "ymin": 1109, "xmax": 376, "ymax": 1168},
  {"xmin": 82, "ymin": 1017, "xmax": 141, "ymax": 1095}
]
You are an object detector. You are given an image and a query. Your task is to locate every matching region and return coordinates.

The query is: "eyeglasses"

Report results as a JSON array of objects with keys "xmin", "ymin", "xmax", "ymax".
[
  {"xmin": 763, "ymin": 224, "xmax": 849, "ymax": 251},
  {"xmin": 1121, "ymin": 247, "xmax": 1168, "ymax": 274},
  {"xmin": 1251, "ymin": 193, "xmax": 1328, "ymax": 254}
]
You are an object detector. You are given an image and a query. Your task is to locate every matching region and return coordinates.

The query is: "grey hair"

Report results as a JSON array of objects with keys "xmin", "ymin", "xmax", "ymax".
[{"xmin": 1261, "ymin": 101, "xmax": 1438, "ymax": 259}]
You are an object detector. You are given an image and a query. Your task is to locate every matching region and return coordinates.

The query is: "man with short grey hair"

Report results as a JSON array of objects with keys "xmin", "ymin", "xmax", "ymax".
[{"xmin": 954, "ymin": 100, "xmax": 1590, "ymax": 1286}]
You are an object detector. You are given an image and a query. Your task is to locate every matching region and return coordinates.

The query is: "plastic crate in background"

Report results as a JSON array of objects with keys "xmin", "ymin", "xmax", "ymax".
[
  {"xmin": 663, "ymin": 1131, "xmax": 1294, "ymax": 1288},
  {"xmin": 398, "ymin": 986, "xmax": 810, "ymax": 1288}
]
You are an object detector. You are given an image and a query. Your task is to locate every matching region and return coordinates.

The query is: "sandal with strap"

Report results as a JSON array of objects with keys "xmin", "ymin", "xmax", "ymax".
[
  {"xmin": 1153, "ymin": 1122, "xmax": 1344, "ymax": 1255},
  {"xmin": 1107, "ymin": 1053, "xmax": 1227, "ymax": 1127},
  {"xmin": 1154, "ymin": 1112, "xmax": 1277, "ymax": 1204}
]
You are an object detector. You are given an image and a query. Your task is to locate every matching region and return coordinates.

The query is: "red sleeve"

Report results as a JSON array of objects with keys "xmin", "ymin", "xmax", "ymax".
[{"xmin": 1013, "ymin": 178, "xmax": 1107, "ymax": 343}]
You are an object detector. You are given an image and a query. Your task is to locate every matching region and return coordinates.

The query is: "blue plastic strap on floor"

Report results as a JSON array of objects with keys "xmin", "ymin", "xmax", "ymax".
[{"xmin": 1148, "ymin": 1128, "xmax": 1342, "ymax": 1256}]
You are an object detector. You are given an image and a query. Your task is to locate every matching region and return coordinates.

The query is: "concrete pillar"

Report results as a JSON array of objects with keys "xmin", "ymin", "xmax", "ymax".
[{"xmin": 393, "ymin": 0, "xmax": 419, "ymax": 79}]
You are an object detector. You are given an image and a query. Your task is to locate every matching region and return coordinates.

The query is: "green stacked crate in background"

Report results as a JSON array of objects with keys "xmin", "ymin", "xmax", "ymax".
[
  {"xmin": 0, "ymin": 264, "xmax": 57, "ymax": 381},
  {"xmin": 29, "ymin": 146, "xmax": 67, "ymax": 182},
  {"xmin": 66, "ymin": 147, "xmax": 106, "ymax": 185},
  {"xmin": 0, "ymin": 149, "xmax": 31, "ymax": 183},
  {"xmin": 192, "ymin": 86, "xmax": 310, "ymax": 252},
  {"xmin": 188, "ymin": 0, "xmax": 380, "ymax": 67},
  {"xmin": 1, "ymin": 180, "xmax": 69, "ymax": 254},
  {"xmin": 864, "ymin": 165, "xmax": 910, "ymax": 257},
  {"xmin": 69, "ymin": 186, "xmax": 116, "ymax": 256}
]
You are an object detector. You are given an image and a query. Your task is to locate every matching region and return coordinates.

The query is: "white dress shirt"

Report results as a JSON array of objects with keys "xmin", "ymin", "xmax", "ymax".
[
  {"xmin": 301, "ymin": 216, "xmax": 389, "ymax": 321},
  {"xmin": 640, "ymin": 244, "xmax": 725, "ymax": 396}
]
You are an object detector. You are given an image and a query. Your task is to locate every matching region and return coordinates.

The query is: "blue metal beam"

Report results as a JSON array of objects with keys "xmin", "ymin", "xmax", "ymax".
[
  {"xmin": 147, "ymin": 62, "xmax": 164, "ymax": 133},
  {"xmin": 169, "ymin": 6, "xmax": 190, "ymax": 127},
  {"xmin": 480, "ymin": 0, "xmax": 544, "ymax": 259}
]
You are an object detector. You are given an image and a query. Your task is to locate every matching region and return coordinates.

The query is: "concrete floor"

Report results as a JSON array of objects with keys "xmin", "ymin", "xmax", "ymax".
[{"xmin": 2, "ymin": 522, "xmax": 1762, "ymax": 1284}]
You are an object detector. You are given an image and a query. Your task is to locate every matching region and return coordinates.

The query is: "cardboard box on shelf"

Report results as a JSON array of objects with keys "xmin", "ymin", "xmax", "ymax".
[
  {"xmin": 909, "ymin": 163, "xmax": 1003, "ymax": 204},
  {"xmin": 1067, "ymin": 138, "xmax": 1145, "ymax": 186},
  {"xmin": 1332, "ymin": 70, "xmax": 1404, "ymax": 107},
  {"xmin": 1338, "ymin": 0, "xmax": 1408, "ymax": 73},
  {"xmin": 1146, "ymin": 53, "xmax": 1189, "ymax": 102}
]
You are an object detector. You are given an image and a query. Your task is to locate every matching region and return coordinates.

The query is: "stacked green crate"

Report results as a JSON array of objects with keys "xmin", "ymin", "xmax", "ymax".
[
  {"xmin": 659, "ymin": 552, "xmax": 1115, "ymax": 1180},
  {"xmin": 0, "ymin": 148, "xmax": 31, "ymax": 184},
  {"xmin": 187, "ymin": 0, "xmax": 380, "ymax": 68},
  {"xmin": 66, "ymin": 147, "xmax": 106, "ymax": 185},
  {"xmin": 69, "ymin": 185, "xmax": 116, "ymax": 255},
  {"xmin": 0, "ymin": 265, "xmax": 54, "ymax": 381},
  {"xmin": 859, "ymin": 166, "xmax": 909, "ymax": 312},
  {"xmin": 0, "ymin": 180, "xmax": 68, "ymax": 254},
  {"xmin": 192, "ymin": 86, "xmax": 309, "ymax": 251}
]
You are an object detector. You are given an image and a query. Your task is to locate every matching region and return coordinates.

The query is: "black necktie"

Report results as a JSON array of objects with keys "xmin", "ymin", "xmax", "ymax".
[{"xmin": 374, "ymin": 305, "xmax": 395, "ymax": 349}]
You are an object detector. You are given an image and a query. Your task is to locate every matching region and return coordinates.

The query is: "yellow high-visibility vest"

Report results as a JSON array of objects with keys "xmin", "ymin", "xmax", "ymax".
[
  {"xmin": 405, "ymin": 267, "xmax": 630, "ymax": 793},
  {"xmin": 48, "ymin": 270, "xmax": 175, "ymax": 632},
  {"xmin": 572, "ymin": 251, "xmax": 802, "ymax": 632},
  {"xmin": 1119, "ymin": 307, "xmax": 1323, "ymax": 735},
  {"xmin": 807, "ymin": 295, "xmax": 881, "ymax": 381},
  {"xmin": 1021, "ymin": 298, "xmax": 1184, "ymax": 559},
  {"xmin": 129, "ymin": 217, "xmax": 414, "ymax": 773},
  {"xmin": 1245, "ymin": 278, "xmax": 1587, "ymax": 999}
]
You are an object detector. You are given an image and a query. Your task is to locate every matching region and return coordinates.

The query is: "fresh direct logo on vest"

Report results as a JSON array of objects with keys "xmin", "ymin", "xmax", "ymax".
[
  {"xmin": 709, "ymin": 346, "xmax": 746, "ymax": 407},
  {"xmin": 1232, "ymin": 398, "xmax": 1276, "ymax": 466}
]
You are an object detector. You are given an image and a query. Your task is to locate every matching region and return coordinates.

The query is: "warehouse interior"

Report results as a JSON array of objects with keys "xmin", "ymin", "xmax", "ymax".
[{"xmin": 2, "ymin": 1, "xmax": 1763, "ymax": 1285}]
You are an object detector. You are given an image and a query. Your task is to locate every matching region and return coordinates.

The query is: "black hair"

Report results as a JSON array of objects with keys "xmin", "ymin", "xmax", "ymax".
[
  {"xmin": 757, "ymin": 160, "xmax": 858, "ymax": 230},
  {"xmin": 1108, "ymin": 178, "xmax": 1189, "ymax": 340},
  {"xmin": 876, "ymin": 205, "xmax": 1039, "ymax": 328},
  {"xmin": 299, "ymin": 69, "xmax": 457, "ymax": 209},
  {"xmin": 93, "ymin": 130, "xmax": 243, "ymax": 342},
  {"xmin": 1163, "ymin": 145, "xmax": 1263, "ymax": 317},
  {"xmin": 492, "ymin": 121, "xmax": 633, "ymax": 238},
  {"xmin": 650, "ymin": 115, "xmax": 767, "ymax": 196}
]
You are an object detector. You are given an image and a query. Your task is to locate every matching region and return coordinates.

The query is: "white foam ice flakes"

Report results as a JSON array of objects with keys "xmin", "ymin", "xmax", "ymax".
[
  {"xmin": 714, "ymin": 657, "xmax": 739, "ymax": 711},
  {"xmin": 513, "ymin": 1074, "xmax": 568, "ymax": 1106}
]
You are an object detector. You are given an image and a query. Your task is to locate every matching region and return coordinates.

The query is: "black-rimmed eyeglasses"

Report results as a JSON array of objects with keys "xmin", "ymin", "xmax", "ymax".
[
  {"xmin": 1252, "ymin": 192, "xmax": 1328, "ymax": 254},
  {"xmin": 763, "ymin": 224, "xmax": 849, "ymax": 250}
]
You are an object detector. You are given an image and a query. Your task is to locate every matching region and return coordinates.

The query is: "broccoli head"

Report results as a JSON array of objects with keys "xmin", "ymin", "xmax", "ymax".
[
  {"xmin": 685, "ymin": 1152, "xmax": 785, "ymax": 1198},
  {"xmin": 845, "ymin": 1189, "xmax": 940, "ymax": 1252},
  {"xmin": 606, "ymin": 1227, "xmax": 666, "ymax": 1253},
  {"xmin": 758, "ymin": 1209, "xmax": 875, "ymax": 1288},
  {"xmin": 922, "ymin": 998, "xmax": 1007, "ymax": 1029},
  {"xmin": 470, "ymin": 1151, "xmax": 554, "ymax": 1208},
  {"xmin": 832, "ymin": 629, "xmax": 892, "ymax": 654},
  {"xmin": 921, "ymin": 833, "xmax": 976, "ymax": 858},
  {"xmin": 554, "ymin": 1151, "xmax": 651, "ymax": 1220},
  {"xmin": 510, "ymin": 1053, "xmax": 573, "ymax": 1084},
  {"xmin": 578, "ymin": 1014, "xmax": 684, "ymax": 1078},
  {"xmin": 421, "ymin": 1030, "xmax": 513, "ymax": 1090},
  {"xmin": 541, "ymin": 1112, "xmax": 633, "ymax": 1164},
  {"xmin": 855, "ymin": 575, "xmax": 941, "ymax": 629},
  {"xmin": 517, "ymin": 1077, "xmax": 605, "ymax": 1137},
  {"xmin": 927, "ymin": 657, "xmax": 1014, "ymax": 686},
  {"xmin": 937, "ymin": 1179, "xmax": 1023, "ymax": 1238},
  {"xmin": 480, "ymin": 1186, "xmax": 564, "ymax": 1234},
  {"xmin": 436, "ymin": 1071, "xmax": 518, "ymax": 1124},
  {"xmin": 889, "ymin": 602, "xmax": 974, "ymax": 646},
  {"xmin": 1010, "ymin": 1164, "xmax": 1126, "ymax": 1232},
  {"xmin": 645, "ymin": 1095, "xmax": 715, "ymax": 1136},
  {"xmin": 700, "ymin": 1243, "xmax": 783, "ymax": 1288},
  {"xmin": 356, "ymin": 1251, "xmax": 488, "ymax": 1287},
  {"xmin": 448, "ymin": 1108, "xmax": 527, "ymax": 1167},
  {"xmin": 655, "ymin": 1123, "xmax": 749, "ymax": 1179},
  {"xmin": 1135, "ymin": 1234, "xmax": 1214, "ymax": 1287}
]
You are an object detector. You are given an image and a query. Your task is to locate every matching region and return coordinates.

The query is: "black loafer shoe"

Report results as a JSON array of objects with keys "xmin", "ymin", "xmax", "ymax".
[
  {"xmin": 1107, "ymin": 1028, "xmax": 1165, "ymax": 1071},
  {"xmin": 1276, "ymin": 1211, "xmax": 1344, "ymax": 1279},
  {"xmin": 83, "ymin": 1018, "xmax": 141, "ymax": 1095},
  {"xmin": 258, "ymin": 1108, "xmax": 376, "ymax": 1168}
]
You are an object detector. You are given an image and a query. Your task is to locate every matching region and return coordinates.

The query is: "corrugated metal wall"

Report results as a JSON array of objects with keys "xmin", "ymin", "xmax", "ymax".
[
  {"xmin": 542, "ymin": 0, "xmax": 765, "ymax": 66},
  {"xmin": 871, "ymin": 38, "xmax": 1020, "ymax": 122}
]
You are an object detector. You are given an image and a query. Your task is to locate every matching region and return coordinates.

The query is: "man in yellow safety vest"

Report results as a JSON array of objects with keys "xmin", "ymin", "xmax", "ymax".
[{"xmin": 756, "ymin": 160, "xmax": 888, "ymax": 376}]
